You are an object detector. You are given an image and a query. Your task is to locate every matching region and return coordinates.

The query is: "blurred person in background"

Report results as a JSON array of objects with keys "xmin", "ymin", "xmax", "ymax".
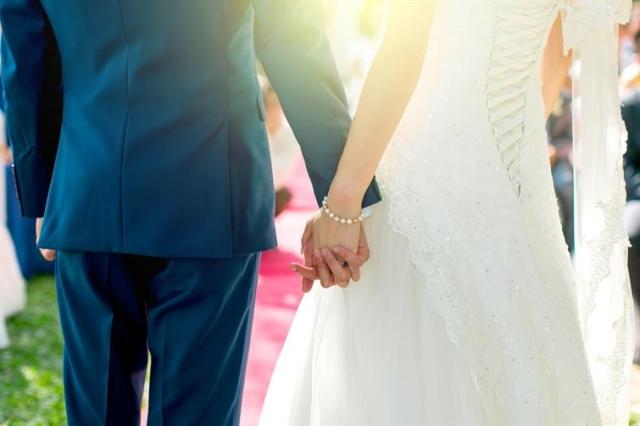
[
  {"xmin": 622, "ymin": 30, "xmax": 640, "ymax": 92},
  {"xmin": 0, "ymin": 80, "xmax": 26, "ymax": 349},
  {"xmin": 620, "ymin": 1, "xmax": 640, "ymax": 71},
  {"xmin": 546, "ymin": 75, "xmax": 574, "ymax": 252},
  {"xmin": 620, "ymin": 30, "xmax": 640, "ymax": 361}
]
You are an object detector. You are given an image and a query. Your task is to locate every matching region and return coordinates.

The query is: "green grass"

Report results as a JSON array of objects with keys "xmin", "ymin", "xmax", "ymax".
[{"xmin": 0, "ymin": 276, "xmax": 65, "ymax": 426}]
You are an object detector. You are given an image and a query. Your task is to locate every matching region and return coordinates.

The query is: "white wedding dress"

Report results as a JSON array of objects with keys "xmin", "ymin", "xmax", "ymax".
[{"xmin": 260, "ymin": 1, "xmax": 633, "ymax": 425}]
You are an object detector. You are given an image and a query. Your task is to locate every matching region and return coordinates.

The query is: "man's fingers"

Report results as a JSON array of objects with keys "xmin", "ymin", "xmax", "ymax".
[
  {"xmin": 291, "ymin": 263, "xmax": 317, "ymax": 280},
  {"xmin": 35, "ymin": 219, "xmax": 55, "ymax": 261},
  {"xmin": 35, "ymin": 218, "xmax": 43, "ymax": 244},
  {"xmin": 302, "ymin": 278, "xmax": 314, "ymax": 293},
  {"xmin": 304, "ymin": 245, "xmax": 314, "ymax": 269},
  {"xmin": 314, "ymin": 250, "xmax": 334, "ymax": 288},
  {"xmin": 40, "ymin": 249, "xmax": 56, "ymax": 262},
  {"xmin": 301, "ymin": 221, "xmax": 313, "ymax": 254},
  {"xmin": 321, "ymin": 249, "xmax": 350, "ymax": 288},
  {"xmin": 301, "ymin": 246, "xmax": 317, "ymax": 292}
]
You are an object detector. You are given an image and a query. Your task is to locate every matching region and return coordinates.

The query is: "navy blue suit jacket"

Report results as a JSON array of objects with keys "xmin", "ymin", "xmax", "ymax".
[{"xmin": 0, "ymin": 0, "xmax": 381, "ymax": 258}]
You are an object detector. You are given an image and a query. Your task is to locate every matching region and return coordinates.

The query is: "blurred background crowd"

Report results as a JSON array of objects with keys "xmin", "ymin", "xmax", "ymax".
[{"xmin": 3, "ymin": 0, "xmax": 640, "ymax": 424}]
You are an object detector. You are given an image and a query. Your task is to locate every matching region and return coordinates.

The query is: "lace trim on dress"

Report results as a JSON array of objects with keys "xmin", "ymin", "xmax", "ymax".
[
  {"xmin": 560, "ymin": 0, "xmax": 632, "ymax": 53},
  {"xmin": 560, "ymin": 0, "xmax": 633, "ymax": 423}
]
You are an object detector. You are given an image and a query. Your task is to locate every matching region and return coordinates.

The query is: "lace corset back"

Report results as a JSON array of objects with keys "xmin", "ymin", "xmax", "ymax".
[{"xmin": 487, "ymin": 2, "xmax": 557, "ymax": 197}]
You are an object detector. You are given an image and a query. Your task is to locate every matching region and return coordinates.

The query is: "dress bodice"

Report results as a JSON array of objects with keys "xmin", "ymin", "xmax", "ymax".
[{"xmin": 422, "ymin": 0, "xmax": 559, "ymax": 196}]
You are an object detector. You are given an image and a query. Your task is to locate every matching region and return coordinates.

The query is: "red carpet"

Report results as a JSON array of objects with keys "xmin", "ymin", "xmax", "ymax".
[{"xmin": 240, "ymin": 159, "xmax": 317, "ymax": 426}]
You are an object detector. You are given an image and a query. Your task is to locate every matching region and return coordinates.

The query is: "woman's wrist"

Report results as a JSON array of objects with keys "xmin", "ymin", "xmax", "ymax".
[{"xmin": 327, "ymin": 178, "xmax": 367, "ymax": 218}]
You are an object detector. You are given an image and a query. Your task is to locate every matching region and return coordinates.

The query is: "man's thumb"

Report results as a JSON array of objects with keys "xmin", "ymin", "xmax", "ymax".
[{"xmin": 40, "ymin": 249, "xmax": 56, "ymax": 262}]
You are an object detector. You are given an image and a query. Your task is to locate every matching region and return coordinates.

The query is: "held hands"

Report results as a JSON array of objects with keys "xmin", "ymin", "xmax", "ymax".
[{"xmin": 291, "ymin": 208, "xmax": 371, "ymax": 293}]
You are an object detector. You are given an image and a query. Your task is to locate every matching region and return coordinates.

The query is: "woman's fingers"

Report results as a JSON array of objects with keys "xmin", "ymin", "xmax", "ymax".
[
  {"xmin": 332, "ymin": 247, "xmax": 362, "ymax": 281},
  {"xmin": 295, "ymin": 235, "xmax": 368, "ymax": 290},
  {"xmin": 333, "ymin": 246, "xmax": 363, "ymax": 267}
]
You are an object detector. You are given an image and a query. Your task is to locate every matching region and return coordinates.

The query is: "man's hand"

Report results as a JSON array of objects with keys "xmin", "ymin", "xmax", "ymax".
[
  {"xmin": 0, "ymin": 143, "xmax": 12, "ymax": 165},
  {"xmin": 35, "ymin": 218, "xmax": 56, "ymax": 262},
  {"xmin": 292, "ymin": 218, "xmax": 371, "ymax": 293}
]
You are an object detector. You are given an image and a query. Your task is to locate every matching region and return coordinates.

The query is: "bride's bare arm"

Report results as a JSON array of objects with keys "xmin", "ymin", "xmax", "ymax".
[
  {"xmin": 327, "ymin": 0, "xmax": 436, "ymax": 213},
  {"xmin": 541, "ymin": 14, "xmax": 572, "ymax": 118}
]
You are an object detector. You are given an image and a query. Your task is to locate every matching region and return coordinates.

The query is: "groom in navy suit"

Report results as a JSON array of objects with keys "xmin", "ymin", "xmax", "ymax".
[{"xmin": 0, "ymin": 0, "xmax": 381, "ymax": 424}]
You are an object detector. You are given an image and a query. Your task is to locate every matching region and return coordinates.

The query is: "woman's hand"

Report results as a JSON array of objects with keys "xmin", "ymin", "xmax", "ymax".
[
  {"xmin": 313, "ymin": 207, "xmax": 361, "ymax": 253},
  {"xmin": 292, "ymin": 213, "xmax": 371, "ymax": 292},
  {"xmin": 314, "ymin": 211, "xmax": 360, "ymax": 287}
]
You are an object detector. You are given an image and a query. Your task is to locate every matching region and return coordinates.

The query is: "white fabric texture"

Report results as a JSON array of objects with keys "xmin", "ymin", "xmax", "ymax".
[
  {"xmin": 565, "ymin": 1, "xmax": 634, "ymax": 424},
  {"xmin": 260, "ymin": 0, "xmax": 633, "ymax": 424},
  {"xmin": 0, "ymin": 166, "xmax": 26, "ymax": 349}
]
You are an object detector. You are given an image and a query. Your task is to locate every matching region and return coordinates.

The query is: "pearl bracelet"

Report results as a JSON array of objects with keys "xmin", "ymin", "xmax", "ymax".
[{"xmin": 322, "ymin": 196, "xmax": 364, "ymax": 225}]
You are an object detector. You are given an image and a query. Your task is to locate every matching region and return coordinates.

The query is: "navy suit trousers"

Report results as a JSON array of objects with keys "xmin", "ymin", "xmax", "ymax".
[{"xmin": 55, "ymin": 251, "xmax": 260, "ymax": 426}]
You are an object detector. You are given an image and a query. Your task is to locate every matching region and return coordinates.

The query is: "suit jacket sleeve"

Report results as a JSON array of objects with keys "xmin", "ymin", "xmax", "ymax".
[
  {"xmin": 0, "ymin": 0, "xmax": 62, "ymax": 217},
  {"xmin": 252, "ymin": 0, "xmax": 381, "ymax": 208}
]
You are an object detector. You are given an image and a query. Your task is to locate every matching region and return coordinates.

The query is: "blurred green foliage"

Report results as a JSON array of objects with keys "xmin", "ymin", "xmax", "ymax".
[{"xmin": 0, "ymin": 276, "xmax": 65, "ymax": 426}]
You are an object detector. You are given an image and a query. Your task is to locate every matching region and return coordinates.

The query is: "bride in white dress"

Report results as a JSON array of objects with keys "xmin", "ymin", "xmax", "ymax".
[{"xmin": 260, "ymin": 0, "xmax": 633, "ymax": 425}]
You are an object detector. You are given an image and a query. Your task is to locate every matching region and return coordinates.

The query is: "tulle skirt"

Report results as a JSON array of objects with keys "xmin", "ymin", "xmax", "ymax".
[{"xmin": 259, "ymin": 200, "xmax": 486, "ymax": 426}]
